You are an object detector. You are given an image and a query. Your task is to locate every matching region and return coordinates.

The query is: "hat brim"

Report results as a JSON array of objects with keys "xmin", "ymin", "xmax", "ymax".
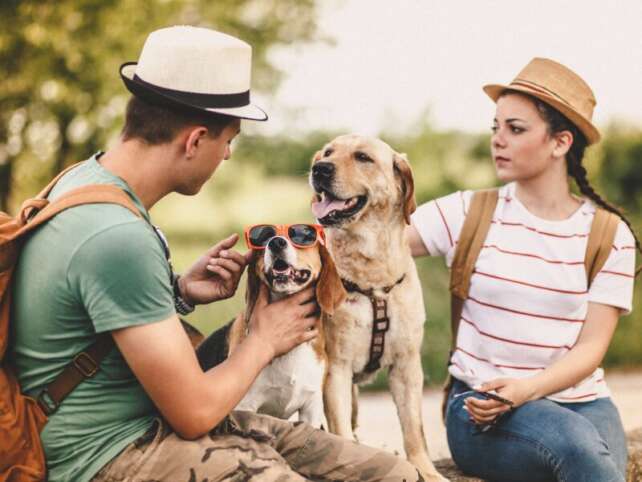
[
  {"xmin": 483, "ymin": 83, "xmax": 600, "ymax": 145},
  {"xmin": 120, "ymin": 63, "xmax": 268, "ymax": 121}
]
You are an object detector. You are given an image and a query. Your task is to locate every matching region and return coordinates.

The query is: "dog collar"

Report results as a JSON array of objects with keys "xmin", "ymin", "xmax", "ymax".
[{"xmin": 340, "ymin": 274, "xmax": 406, "ymax": 298}]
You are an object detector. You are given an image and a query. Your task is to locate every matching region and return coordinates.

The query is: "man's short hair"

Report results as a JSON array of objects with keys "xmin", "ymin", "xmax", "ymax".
[{"xmin": 121, "ymin": 96, "xmax": 236, "ymax": 145}]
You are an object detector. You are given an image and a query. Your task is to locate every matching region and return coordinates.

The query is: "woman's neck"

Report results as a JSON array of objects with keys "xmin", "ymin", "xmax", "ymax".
[{"xmin": 514, "ymin": 171, "xmax": 582, "ymax": 221}]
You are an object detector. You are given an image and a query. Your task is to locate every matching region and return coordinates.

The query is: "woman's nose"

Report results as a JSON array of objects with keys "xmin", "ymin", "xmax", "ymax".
[{"xmin": 492, "ymin": 129, "xmax": 506, "ymax": 149}]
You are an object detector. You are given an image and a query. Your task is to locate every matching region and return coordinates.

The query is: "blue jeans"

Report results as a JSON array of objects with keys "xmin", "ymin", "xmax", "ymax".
[{"xmin": 445, "ymin": 378, "xmax": 627, "ymax": 482}]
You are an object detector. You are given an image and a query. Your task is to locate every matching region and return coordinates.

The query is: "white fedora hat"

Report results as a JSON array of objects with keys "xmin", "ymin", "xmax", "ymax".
[{"xmin": 120, "ymin": 26, "xmax": 267, "ymax": 121}]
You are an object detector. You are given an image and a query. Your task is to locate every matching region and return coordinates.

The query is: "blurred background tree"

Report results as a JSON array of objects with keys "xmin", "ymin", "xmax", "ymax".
[
  {"xmin": 0, "ymin": 0, "xmax": 317, "ymax": 211},
  {"xmin": 1, "ymin": 1, "xmax": 639, "ymax": 388}
]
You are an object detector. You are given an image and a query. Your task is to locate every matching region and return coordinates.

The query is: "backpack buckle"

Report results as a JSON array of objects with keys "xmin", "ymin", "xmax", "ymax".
[
  {"xmin": 37, "ymin": 389, "xmax": 59, "ymax": 416},
  {"xmin": 73, "ymin": 352, "xmax": 99, "ymax": 378}
]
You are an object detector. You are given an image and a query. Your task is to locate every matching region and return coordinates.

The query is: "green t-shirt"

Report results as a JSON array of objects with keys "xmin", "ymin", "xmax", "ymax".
[{"xmin": 11, "ymin": 154, "xmax": 175, "ymax": 482}]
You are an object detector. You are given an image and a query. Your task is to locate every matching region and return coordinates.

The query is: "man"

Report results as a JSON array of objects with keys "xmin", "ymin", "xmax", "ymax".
[{"xmin": 12, "ymin": 26, "xmax": 423, "ymax": 481}]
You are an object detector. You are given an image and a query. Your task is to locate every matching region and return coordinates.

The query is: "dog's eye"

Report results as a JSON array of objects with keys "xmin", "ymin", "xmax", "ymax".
[
  {"xmin": 324, "ymin": 148, "xmax": 333, "ymax": 157},
  {"xmin": 354, "ymin": 151, "xmax": 373, "ymax": 163}
]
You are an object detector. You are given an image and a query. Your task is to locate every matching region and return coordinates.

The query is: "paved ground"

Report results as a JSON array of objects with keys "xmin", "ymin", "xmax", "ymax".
[{"xmin": 355, "ymin": 370, "xmax": 642, "ymax": 460}]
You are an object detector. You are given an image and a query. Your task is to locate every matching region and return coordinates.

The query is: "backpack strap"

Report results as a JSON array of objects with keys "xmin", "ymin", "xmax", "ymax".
[
  {"xmin": 585, "ymin": 208, "xmax": 620, "ymax": 286},
  {"xmin": 449, "ymin": 189, "xmax": 499, "ymax": 346},
  {"xmin": 17, "ymin": 183, "xmax": 145, "ymax": 415}
]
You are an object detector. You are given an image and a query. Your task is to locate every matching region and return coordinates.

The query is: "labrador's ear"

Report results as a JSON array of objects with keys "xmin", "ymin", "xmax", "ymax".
[
  {"xmin": 244, "ymin": 251, "xmax": 262, "ymax": 323},
  {"xmin": 393, "ymin": 152, "xmax": 416, "ymax": 225},
  {"xmin": 317, "ymin": 244, "xmax": 347, "ymax": 315}
]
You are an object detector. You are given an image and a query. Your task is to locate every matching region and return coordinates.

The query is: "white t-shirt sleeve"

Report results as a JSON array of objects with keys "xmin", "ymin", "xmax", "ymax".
[
  {"xmin": 588, "ymin": 220, "xmax": 636, "ymax": 314},
  {"xmin": 410, "ymin": 190, "xmax": 472, "ymax": 259}
]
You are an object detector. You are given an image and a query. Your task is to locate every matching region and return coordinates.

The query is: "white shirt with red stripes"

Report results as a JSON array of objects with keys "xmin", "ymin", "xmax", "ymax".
[{"xmin": 411, "ymin": 182, "xmax": 636, "ymax": 402}]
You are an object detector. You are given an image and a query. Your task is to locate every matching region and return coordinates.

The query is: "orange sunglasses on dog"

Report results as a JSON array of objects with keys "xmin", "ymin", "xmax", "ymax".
[{"xmin": 244, "ymin": 224, "xmax": 326, "ymax": 250}]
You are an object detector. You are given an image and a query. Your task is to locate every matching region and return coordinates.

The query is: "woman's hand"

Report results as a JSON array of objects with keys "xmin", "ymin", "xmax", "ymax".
[{"xmin": 464, "ymin": 377, "xmax": 537, "ymax": 424}]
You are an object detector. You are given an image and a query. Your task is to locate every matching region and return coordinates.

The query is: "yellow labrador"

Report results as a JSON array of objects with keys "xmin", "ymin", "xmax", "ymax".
[{"xmin": 310, "ymin": 135, "xmax": 448, "ymax": 482}]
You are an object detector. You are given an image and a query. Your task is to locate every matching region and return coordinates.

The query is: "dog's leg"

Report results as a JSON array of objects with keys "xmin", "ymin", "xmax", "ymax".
[
  {"xmin": 323, "ymin": 362, "xmax": 354, "ymax": 438},
  {"xmin": 351, "ymin": 383, "xmax": 359, "ymax": 432},
  {"xmin": 389, "ymin": 351, "xmax": 449, "ymax": 482}
]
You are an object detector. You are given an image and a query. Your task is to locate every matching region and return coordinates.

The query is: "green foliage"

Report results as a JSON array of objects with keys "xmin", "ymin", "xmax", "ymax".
[{"xmin": 0, "ymin": 0, "xmax": 318, "ymax": 210}]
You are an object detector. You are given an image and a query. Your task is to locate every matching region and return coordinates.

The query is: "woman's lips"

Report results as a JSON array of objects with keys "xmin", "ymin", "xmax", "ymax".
[{"xmin": 495, "ymin": 155, "xmax": 510, "ymax": 165}]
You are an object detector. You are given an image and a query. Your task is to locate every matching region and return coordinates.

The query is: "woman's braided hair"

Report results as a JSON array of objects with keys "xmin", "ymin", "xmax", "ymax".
[{"xmin": 502, "ymin": 89, "xmax": 641, "ymax": 276}]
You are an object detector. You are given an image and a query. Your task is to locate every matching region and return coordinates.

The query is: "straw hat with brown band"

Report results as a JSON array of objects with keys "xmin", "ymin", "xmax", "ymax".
[{"xmin": 483, "ymin": 57, "xmax": 600, "ymax": 145}]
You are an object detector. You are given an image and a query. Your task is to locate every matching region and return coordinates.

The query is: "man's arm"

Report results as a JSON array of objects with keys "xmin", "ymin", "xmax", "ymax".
[
  {"xmin": 112, "ymin": 284, "xmax": 318, "ymax": 440},
  {"xmin": 405, "ymin": 224, "xmax": 429, "ymax": 257}
]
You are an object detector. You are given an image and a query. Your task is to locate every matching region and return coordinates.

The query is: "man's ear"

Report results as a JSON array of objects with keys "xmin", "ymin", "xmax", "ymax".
[
  {"xmin": 316, "ymin": 244, "xmax": 347, "ymax": 315},
  {"xmin": 184, "ymin": 126, "xmax": 209, "ymax": 159},
  {"xmin": 393, "ymin": 152, "xmax": 416, "ymax": 225},
  {"xmin": 244, "ymin": 251, "xmax": 261, "ymax": 322}
]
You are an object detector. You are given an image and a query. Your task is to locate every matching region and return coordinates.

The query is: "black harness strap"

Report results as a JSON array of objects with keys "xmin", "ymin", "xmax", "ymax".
[{"xmin": 341, "ymin": 274, "xmax": 406, "ymax": 383}]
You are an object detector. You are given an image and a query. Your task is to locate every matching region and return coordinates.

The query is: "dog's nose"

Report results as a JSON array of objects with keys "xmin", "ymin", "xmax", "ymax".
[
  {"xmin": 312, "ymin": 162, "xmax": 335, "ymax": 180},
  {"xmin": 267, "ymin": 236, "xmax": 288, "ymax": 252}
]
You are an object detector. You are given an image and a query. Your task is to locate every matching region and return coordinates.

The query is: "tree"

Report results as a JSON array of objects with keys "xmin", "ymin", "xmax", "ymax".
[{"xmin": 0, "ymin": 0, "xmax": 318, "ymax": 211}]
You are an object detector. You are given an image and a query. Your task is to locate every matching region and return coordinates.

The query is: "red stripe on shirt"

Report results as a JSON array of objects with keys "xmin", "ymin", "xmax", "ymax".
[
  {"xmin": 598, "ymin": 270, "xmax": 635, "ymax": 279},
  {"xmin": 467, "ymin": 296, "xmax": 586, "ymax": 323},
  {"xmin": 481, "ymin": 244, "xmax": 584, "ymax": 265},
  {"xmin": 492, "ymin": 220, "xmax": 589, "ymax": 239},
  {"xmin": 434, "ymin": 199, "xmax": 454, "ymax": 247},
  {"xmin": 473, "ymin": 270, "xmax": 588, "ymax": 295},
  {"xmin": 460, "ymin": 316, "xmax": 573, "ymax": 350},
  {"xmin": 456, "ymin": 346, "xmax": 543, "ymax": 370}
]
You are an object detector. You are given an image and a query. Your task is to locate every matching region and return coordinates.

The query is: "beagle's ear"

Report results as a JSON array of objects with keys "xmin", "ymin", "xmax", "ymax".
[
  {"xmin": 244, "ymin": 251, "xmax": 262, "ymax": 322},
  {"xmin": 317, "ymin": 244, "xmax": 347, "ymax": 316},
  {"xmin": 393, "ymin": 152, "xmax": 416, "ymax": 225}
]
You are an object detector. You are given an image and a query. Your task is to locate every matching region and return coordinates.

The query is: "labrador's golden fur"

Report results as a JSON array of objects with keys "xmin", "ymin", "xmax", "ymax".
[{"xmin": 310, "ymin": 134, "xmax": 448, "ymax": 481}]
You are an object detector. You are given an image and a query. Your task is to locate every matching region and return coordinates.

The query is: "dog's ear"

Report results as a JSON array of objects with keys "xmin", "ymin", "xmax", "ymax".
[
  {"xmin": 393, "ymin": 152, "xmax": 417, "ymax": 225},
  {"xmin": 317, "ymin": 244, "xmax": 347, "ymax": 316},
  {"xmin": 244, "ymin": 250, "xmax": 262, "ymax": 322}
]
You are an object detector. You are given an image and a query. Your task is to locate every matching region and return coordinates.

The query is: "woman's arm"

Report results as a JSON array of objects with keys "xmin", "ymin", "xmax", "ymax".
[
  {"xmin": 405, "ymin": 224, "xmax": 430, "ymax": 257},
  {"xmin": 465, "ymin": 301, "xmax": 621, "ymax": 423}
]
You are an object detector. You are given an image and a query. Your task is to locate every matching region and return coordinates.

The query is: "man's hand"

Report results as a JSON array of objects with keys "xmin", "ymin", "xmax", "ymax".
[
  {"xmin": 180, "ymin": 233, "xmax": 252, "ymax": 305},
  {"xmin": 246, "ymin": 284, "xmax": 319, "ymax": 360}
]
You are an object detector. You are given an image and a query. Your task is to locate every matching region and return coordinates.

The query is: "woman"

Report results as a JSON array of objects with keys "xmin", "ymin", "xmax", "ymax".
[{"xmin": 406, "ymin": 58, "xmax": 640, "ymax": 481}]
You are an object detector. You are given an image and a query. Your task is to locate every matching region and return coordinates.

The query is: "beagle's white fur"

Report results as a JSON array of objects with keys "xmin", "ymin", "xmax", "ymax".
[
  {"xmin": 228, "ymin": 230, "xmax": 345, "ymax": 428},
  {"xmin": 310, "ymin": 135, "xmax": 448, "ymax": 482}
]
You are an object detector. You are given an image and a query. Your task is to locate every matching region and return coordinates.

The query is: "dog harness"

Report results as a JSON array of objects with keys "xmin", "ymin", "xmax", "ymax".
[{"xmin": 341, "ymin": 274, "xmax": 406, "ymax": 383}]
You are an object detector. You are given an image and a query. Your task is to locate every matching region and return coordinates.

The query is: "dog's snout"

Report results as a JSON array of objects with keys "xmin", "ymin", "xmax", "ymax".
[
  {"xmin": 268, "ymin": 236, "xmax": 288, "ymax": 252},
  {"xmin": 312, "ymin": 162, "xmax": 335, "ymax": 180}
]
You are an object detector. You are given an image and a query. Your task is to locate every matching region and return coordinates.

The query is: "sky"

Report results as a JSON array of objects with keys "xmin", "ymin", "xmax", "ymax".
[{"xmin": 257, "ymin": 0, "xmax": 642, "ymax": 136}]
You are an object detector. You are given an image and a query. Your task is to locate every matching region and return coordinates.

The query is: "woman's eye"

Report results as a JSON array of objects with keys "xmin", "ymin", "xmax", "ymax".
[
  {"xmin": 491, "ymin": 126, "xmax": 498, "ymax": 134},
  {"xmin": 354, "ymin": 151, "xmax": 373, "ymax": 163},
  {"xmin": 510, "ymin": 126, "xmax": 524, "ymax": 134}
]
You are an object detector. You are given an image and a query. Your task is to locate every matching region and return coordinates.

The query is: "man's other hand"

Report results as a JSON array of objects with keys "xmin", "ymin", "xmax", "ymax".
[{"xmin": 181, "ymin": 233, "xmax": 251, "ymax": 304}]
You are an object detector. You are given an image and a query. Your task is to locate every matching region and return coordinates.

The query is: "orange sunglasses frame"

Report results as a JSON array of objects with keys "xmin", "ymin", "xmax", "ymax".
[{"xmin": 244, "ymin": 223, "xmax": 326, "ymax": 250}]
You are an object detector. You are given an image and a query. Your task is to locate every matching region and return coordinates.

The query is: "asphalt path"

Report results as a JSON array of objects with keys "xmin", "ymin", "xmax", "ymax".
[{"xmin": 355, "ymin": 370, "xmax": 642, "ymax": 460}]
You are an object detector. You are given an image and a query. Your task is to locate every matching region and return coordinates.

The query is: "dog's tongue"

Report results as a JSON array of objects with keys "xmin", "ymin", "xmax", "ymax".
[{"xmin": 312, "ymin": 197, "xmax": 347, "ymax": 219}]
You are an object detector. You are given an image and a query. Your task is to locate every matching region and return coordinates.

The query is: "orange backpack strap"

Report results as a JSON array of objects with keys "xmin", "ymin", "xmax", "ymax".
[
  {"xmin": 17, "ymin": 184, "xmax": 144, "ymax": 415},
  {"xmin": 585, "ymin": 208, "xmax": 620, "ymax": 287},
  {"xmin": 441, "ymin": 189, "xmax": 498, "ymax": 421},
  {"xmin": 449, "ymin": 189, "xmax": 499, "ymax": 346}
]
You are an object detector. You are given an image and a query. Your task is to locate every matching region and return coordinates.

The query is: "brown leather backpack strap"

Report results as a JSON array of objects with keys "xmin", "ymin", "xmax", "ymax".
[
  {"xmin": 442, "ymin": 189, "xmax": 498, "ymax": 422},
  {"xmin": 449, "ymin": 189, "xmax": 498, "ymax": 344},
  {"xmin": 36, "ymin": 334, "xmax": 114, "ymax": 415},
  {"xmin": 585, "ymin": 208, "xmax": 620, "ymax": 287},
  {"xmin": 16, "ymin": 184, "xmax": 143, "ymax": 233}
]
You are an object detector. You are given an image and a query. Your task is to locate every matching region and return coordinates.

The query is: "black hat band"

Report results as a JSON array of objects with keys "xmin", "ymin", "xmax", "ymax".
[{"xmin": 132, "ymin": 72, "xmax": 250, "ymax": 109}]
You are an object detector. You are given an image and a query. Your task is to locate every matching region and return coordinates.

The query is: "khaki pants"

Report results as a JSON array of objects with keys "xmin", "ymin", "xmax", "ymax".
[{"xmin": 92, "ymin": 411, "xmax": 423, "ymax": 481}]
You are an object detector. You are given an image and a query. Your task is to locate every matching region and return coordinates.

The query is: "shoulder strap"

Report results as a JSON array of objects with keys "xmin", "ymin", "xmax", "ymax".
[
  {"xmin": 16, "ymin": 182, "xmax": 144, "ymax": 415},
  {"xmin": 449, "ymin": 189, "xmax": 499, "ymax": 347},
  {"xmin": 16, "ymin": 184, "xmax": 143, "ymax": 236},
  {"xmin": 585, "ymin": 208, "xmax": 620, "ymax": 287}
]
